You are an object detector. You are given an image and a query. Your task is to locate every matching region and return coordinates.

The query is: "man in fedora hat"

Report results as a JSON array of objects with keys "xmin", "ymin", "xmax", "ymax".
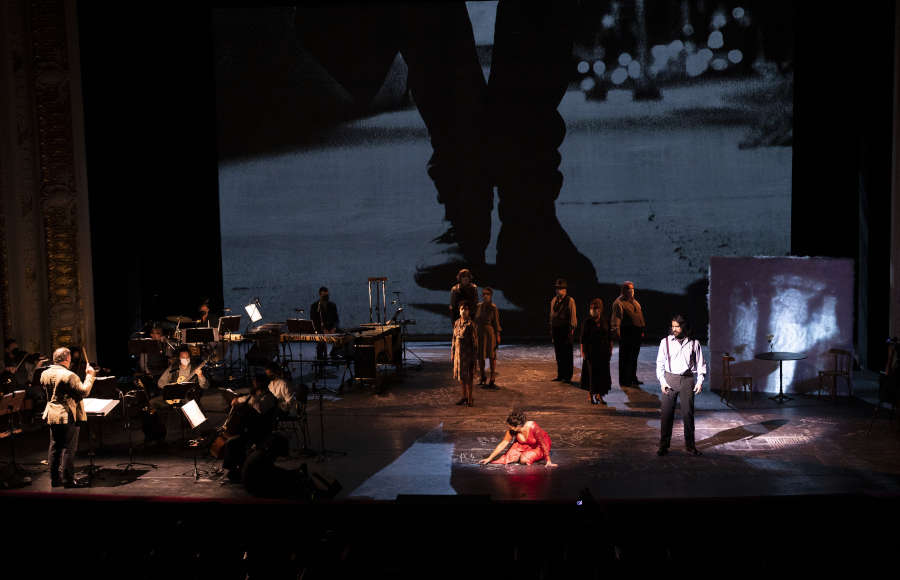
[{"xmin": 549, "ymin": 278, "xmax": 577, "ymax": 383}]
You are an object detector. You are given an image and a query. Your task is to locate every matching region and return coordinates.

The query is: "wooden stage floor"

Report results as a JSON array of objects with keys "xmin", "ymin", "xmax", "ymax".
[{"xmin": 3, "ymin": 344, "xmax": 899, "ymax": 502}]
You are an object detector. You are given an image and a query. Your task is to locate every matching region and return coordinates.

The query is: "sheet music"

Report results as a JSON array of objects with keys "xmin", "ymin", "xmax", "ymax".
[
  {"xmin": 83, "ymin": 398, "xmax": 120, "ymax": 416},
  {"xmin": 181, "ymin": 399, "xmax": 207, "ymax": 429}
]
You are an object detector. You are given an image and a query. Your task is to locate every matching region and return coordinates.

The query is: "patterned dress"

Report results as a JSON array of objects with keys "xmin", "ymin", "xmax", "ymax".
[
  {"xmin": 451, "ymin": 318, "xmax": 479, "ymax": 382},
  {"xmin": 491, "ymin": 421, "xmax": 552, "ymax": 465},
  {"xmin": 474, "ymin": 301, "xmax": 502, "ymax": 360}
]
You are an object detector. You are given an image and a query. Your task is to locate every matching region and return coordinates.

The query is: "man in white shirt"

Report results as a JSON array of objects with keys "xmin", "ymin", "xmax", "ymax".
[
  {"xmin": 655, "ymin": 314, "xmax": 706, "ymax": 456},
  {"xmin": 263, "ymin": 362, "xmax": 295, "ymax": 413}
]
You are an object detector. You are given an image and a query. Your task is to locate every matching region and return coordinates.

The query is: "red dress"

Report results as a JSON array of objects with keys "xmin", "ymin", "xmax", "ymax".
[{"xmin": 491, "ymin": 421, "xmax": 552, "ymax": 465}]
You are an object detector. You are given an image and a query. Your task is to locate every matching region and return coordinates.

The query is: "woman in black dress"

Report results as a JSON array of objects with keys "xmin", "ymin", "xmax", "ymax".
[{"xmin": 580, "ymin": 298, "xmax": 613, "ymax": 405}]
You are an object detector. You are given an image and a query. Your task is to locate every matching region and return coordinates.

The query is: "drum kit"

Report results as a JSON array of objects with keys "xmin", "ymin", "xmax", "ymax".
[{"xmin": 130, "ymin": 314, "xmax": 232, "ymax": 372}]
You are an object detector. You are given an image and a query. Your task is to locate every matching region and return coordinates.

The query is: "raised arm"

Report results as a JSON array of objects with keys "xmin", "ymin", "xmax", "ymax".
[
  {"xmin": 479, "ymin": 430, "xmax": 513, "ymax": 465},
  {"xmin": 74, "ymin": 364, "xmax": 96, "ymax": 397}
]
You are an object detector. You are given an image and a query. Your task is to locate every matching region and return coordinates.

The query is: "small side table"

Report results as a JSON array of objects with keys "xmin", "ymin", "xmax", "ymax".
[{"xmin": 754, "ymin": 351, "xmax": 807, "ymax": 403}]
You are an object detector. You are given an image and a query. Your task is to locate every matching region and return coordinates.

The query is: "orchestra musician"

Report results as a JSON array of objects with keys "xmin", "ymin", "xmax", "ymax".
[
  {"xmin": 137, "ymin": 326, "xmax": 172, "ymax": 383},
  {"xmin": 41, "ymin": 347, "xmax": 96, "ymax": 488},
  {"xmin": 222, "ymin": 374, "xmax": 278, "ymax": 482},
  {"xmin": 151, "ymin": 346, "xmax": 208, "ymax": 411},
  {"xmin": 310, "ymin": 286, "xmax": 339, "ymax": 360},
  {"xmin": 197, "ymin": 299, "xmax": 219, "ymax": 329},
  {"xmin": 264, "ymin": 361, "xmax": 296, "ymax": 413},
  {"xmin": 4, "ymin": 337, "xmax": 23, "ymax": 369}
]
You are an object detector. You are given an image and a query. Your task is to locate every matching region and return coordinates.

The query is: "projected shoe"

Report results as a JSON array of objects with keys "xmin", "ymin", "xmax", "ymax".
[
  {"xmin": 494, "ymin": 205, "xmax": 599, "ymax": 308},
  {"xmin": 414, "ymin": 208, "xmax": 492, "ymax": 291}
]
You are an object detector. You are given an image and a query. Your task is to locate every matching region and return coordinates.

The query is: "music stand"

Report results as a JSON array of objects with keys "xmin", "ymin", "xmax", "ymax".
[
  {"xmin": 218, "ymin": 315, "xmax": 242, "ymax": 335},
  {"xmin": 218, "ymin": 315, "xmax": 246, "ymax": 386},
  {"xmin": 162, "ymin": 383, "xmax": 192, "ymax": 445},
  {"xmin": 184, "ymin": 327, "xmax": 215, "ymax": 344},
  {"xmin": 128, "ymin": 338, "xmax": 157, "ymax": 356},
  {"xmin": 116, "ymin": 388, "xmax": 158, "ymax": 472},
  {"xmin": 0, "ymin": 391, "xmax": 30, "ymax": 487},
  {"xmin": 287, "ymin": 319, "xmax": 315, "ymax": 334},
  {"xmin": 310, "ymin": 361, "xmax": 346, "ymax": 462},
  {"xmin": 180, "ymin": 399, "xmax": 209, "ymax": 481},
  {"xmin": 82, "ymin": 394, "xmax": 120, "ymax": 486}
]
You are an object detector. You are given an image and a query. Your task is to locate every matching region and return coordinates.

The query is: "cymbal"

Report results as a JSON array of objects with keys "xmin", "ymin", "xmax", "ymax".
[{"xmin": 166, "ymin": 315, "xmax": 193, "ymax": 323}]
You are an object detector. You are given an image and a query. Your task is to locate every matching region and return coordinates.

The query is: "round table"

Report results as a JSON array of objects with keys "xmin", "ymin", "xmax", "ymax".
[{"xmin": 754, "ymin": 351, "xmax": 807, "ymax": 403}]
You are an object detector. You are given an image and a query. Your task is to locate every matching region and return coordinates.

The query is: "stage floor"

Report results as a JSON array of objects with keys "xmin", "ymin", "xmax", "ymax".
[{"xmin": 3, "ymin": 344, "xmax": 899, "ymax": 502}]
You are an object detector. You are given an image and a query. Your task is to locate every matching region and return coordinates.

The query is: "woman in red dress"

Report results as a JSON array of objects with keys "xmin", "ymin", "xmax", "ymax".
[{"xmin": 479, "ymin": 410, "xmax": 556, "ymax": 467}]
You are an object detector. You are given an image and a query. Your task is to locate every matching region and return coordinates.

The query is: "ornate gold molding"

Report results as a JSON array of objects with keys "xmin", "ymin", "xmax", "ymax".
[{"xmin": 29, "ymin": 0, "xmax": 83, "ymax": 349}]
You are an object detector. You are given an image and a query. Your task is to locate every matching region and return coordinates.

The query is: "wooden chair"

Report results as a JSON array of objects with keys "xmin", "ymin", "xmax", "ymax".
[
  {"xmin": 721, "ymin": 355, "xmax": 753, "ymax": 404},
  {"xmin": 817, "ymin": 348, "xmax": 853, "ymax": 401}
]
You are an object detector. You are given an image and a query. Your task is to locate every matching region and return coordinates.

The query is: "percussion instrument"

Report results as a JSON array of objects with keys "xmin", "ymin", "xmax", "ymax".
[
  {"xmin": 280, "ymin": 333, "xmax": 352, "ymax": 346},
  {"xmin": 166, "ymin": 315, "xmax": 193, "ymax": 323}
]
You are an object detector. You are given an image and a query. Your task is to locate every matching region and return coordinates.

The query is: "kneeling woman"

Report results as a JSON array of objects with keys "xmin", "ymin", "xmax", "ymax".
[{"xmin": 479, "ymin": 410, "xmax": 556, "ymax": 467}]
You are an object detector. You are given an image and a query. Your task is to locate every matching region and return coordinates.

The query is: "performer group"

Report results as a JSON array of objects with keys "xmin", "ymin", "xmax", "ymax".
[{"xmin": 4, "ymin": 270, "xmax": 708, "ymax": 489}]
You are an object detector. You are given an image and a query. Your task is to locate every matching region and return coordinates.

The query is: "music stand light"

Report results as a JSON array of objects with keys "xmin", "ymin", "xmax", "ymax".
[{"xmin": 244, "ymin": 302, "xmax": 262, "ymax": 323}]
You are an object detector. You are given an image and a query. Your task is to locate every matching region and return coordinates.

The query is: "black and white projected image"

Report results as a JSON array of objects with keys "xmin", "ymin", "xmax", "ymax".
[{"xmin": 215, "ymin": 2, "xmax": 793, "ymax": 337}]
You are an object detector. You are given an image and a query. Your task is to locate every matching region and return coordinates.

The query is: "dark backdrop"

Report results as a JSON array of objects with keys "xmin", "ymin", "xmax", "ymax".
[{"xmin": 78, "ymin": 2, "xmax": 894, "ymax": 371}]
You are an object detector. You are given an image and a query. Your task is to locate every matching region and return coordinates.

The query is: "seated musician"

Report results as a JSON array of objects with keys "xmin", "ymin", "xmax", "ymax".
[
  {"xmin": 223, "ymin": 374, "xmax": 278, "ymax": 482},
  {"xmin": 152, "ymin": 346, "xmax": 208, "ymax": 411},
  {"xmin": 137, "ymin": 326, "xmax": 171, "ymax": 391},
  {"xmin": 2, "ymin": 338, "xmax": 25, "ymax": 394},
  {"xmin": 310, "ymin": 286, "xmax": 339, "ymax": 360},
  {"xmin": 264, "ymin": 361, "xmax": 296, "ymax": 413},
  {"xmin": 4, "ymin": 337, "xmax": 24, "ymax": 370}
]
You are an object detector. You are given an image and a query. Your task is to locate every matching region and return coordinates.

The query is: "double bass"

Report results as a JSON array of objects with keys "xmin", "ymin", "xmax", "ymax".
[{"xmin": 209, "ymin": 393, "xmax": 244, "ymax": 459}]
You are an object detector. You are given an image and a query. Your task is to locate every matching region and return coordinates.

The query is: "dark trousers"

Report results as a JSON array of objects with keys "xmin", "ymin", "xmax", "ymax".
[
  {"xmin": 659, "ymin": 372, "xmax": 696, "ymax": 449},
  {"xmin": 552, "ymin": 326, "xmax": 573, "ymax": 381},
  {"xmin": 48, "ymin": 423, "xmax": 80, "ymax": 484},
  {"xmin": 618, "ymin": 326, "xmax": 643, "ymax": 386}
]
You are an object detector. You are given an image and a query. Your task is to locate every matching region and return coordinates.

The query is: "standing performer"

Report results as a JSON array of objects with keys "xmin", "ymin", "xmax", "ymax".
[
  {"xmin": 611, "ymin": 281, "xmax": 646, "ymax": 388},
  {"xmin": 479, "ymin": 410, "xmax": 556, "ymax": 467},
  {"xmin": 475, "ymin": 287, "xmax": 502, "ymax": 388},
  {"xmin": 580, "ymin": 298, "xmax": 613, "ymax": 406},
  {"xmin": 449, "ymin": 268, "xmax": 478, "ymax": 322},
  {"xmin": 310, "ymin": 286, "xmax": 339, "ymax": 360},
  {"xmin": 198, "ymin": 299, "xmax": 218, "ymax": 328},
  {"xmin": 41, "ymin": 347, "xmax": 96, "ymax": 488},
  {"xmin": 656, "ymin": 314, "xmax": 706, "ymax": 456},
  {"xmin": 451, "ymin": 303, "xmax": 479, "ymax": 407},
  {"xmin": 549, "ymin": 278, "xmax": 577, "ymax": 383}
]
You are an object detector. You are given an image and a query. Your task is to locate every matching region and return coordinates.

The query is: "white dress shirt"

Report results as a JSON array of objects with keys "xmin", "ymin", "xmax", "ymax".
[
  {"xmin": 656, "ymin": 335, "xmax": 707, "ymax": 388},
  {"xmin": 267, "ymin": 377, "xmax": 294, "ymax": 411}
]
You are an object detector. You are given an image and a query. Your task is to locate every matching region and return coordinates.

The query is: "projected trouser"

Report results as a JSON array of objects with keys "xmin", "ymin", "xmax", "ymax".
[{"xmin": 295, "ymin": 2, "xmax": 578, "ymax": 262}]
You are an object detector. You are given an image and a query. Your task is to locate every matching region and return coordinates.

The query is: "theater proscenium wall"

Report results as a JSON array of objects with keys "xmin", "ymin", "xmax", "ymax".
[{"xmin": 0, "ymin": 0, "xmax": 94, "ymax": 356}]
